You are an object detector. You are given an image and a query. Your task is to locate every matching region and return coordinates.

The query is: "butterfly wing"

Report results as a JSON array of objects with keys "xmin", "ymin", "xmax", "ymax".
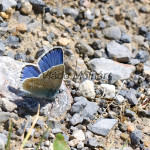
[
  {"xmin": 21, "ymin": 65, "xmax": 41, "ymax": 81},
  {"xmin": 22, "ymin": 64, "xmax": 64, "ymax": 98},
  {"xmin": 38, "ymin": 47, "xmax": 63, "ymax": 72}
]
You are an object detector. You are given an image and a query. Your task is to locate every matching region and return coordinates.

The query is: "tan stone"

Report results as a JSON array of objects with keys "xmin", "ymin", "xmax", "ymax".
[{"xmin": 16, "ymin": 23, "xmax": 27, "ymax": 33}]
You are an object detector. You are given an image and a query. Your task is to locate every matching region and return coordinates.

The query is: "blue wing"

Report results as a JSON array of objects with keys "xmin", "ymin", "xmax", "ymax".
[
  {"xmin": 21, "ymin": 65, "xmax": 41, "ymax": 81},
  {"xmin": 38, "ymin": 47, "xmax": 63, "ymax": 72}
]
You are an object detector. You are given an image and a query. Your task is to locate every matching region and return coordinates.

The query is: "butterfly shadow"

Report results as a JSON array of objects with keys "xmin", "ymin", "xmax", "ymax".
[{"xmin": 7, "ymin": 85, "xmax": 56, "ymax": 117}]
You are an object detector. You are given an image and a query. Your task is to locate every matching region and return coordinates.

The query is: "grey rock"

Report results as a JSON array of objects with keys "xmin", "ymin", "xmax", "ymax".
[
  {"xmin": 106, "ymin": 41, "xmax": 131, "ymax": 63},
  {"xmin": 136, "ymin": 50, "xmax": 149, "ymax": 63},
  {"xmin": 63, "ymin": 7, "xmax": 79, "ymax": 19},
  {"xmin": 6, "ymin": 36, "xmax": 20, "ymax": 46},
  {"xmin": 28, "ymin": 0, "xmax": 45, "ymax": 13},
  {"xmin": 0, "ymin": 56, "xmax": 73, "ymax": 121},
  {"xmin": 146, "ymin": 32, "xmax": 150, "ymax": 42},
  {"xmin": 88, "ymin": 118, "xmax": 118, "ymax": 136},
  {"xmin": 125, "ymin": 109, "xmax": 136, "ymax": 118},
  {"xmin": 1, "ymin": 98, "xmax": 17, "ymax": 112},
  {"xmin": 26, "ymin": 56, "xmax": 35, "ymax": 63},
  {"xmin": 88, "ymin": 58, "xmax": 135, "ymax": 80},
  {"xmin": 94, "ymin": 50, "xmax": 102, "ymax": 58},
  {"xmin": 0, "ymin": 22, "xmax": 8, "ymax": 27},
  {"xmin": 44, "ymin": 13, "xmax": 52, "ymax": 24},
  {"xmin": 71, "ymin": 97, "xmax": 88, "ymax": 113},
  {"xmin": 91, "ymin": 40, "xmax": 102, "ymax": 50},
  {"xmin": 0, "ymin": 112, "xmax": 18, "ymax": 123},
  {"xmin": 129, "ymin": 59, "xmax": 140, "ymax": 65},
  {"xmin": 139, "ymin": 6, "xmax": 147, "ymax": 13},
  {"xmin": 73, "ymin": 25, "xmax": 80, "ymax": 32},
  {"xmin": 70, "ymin": 113, "xmax": 83, "ymax": 125},
  {"xmin": 81, "ymin": 102, "xmax": 99, "ymax": 118},
  {"xmin": 118, "ymin": 123, "xmax": 127, "ymax": 132},
  {"xmin": 130, "ymin": 129, "xmax": 142, "ymax": 146},
  {"xmin": 0, "ymin": 133, "xmax": 7, "ymax": 150},
  {"xmin": 99, "ymin": 21, "xmax": 106, "ymax": 29},
  {"xmin": 139, "ymin": 26, "xmax": 148, "ymax": 35},
  {"xmin": 14, "ymin": 52, "xmax": 26, "ymax": 62},
  {"xmin": 108, "ymin": 73, "xmax": 121, "ymax": 84},
  {"xmin": 36, "ymin": 119, "xmax": 44, "ymax": 128},
  {"xmin": 0, "ymin": 41, "xmax": 5, "ymax": 56},
  {"xmin": 0, "ymin": 0, "xmax": 17, "ymax": 11},
  {"xmin": 116, "ymin": 95, "xmax": 125, "ymax": 104},
  {"xmin": 120, "ymin": 34, "xmax": 131, "ymax": 43},
  {"xmin": 126, "ymin": 88, "xmax": 138, "ymax": 105},
  {"xmin": 103, "ymin": 26, "xmax": 121, "ymax": 40},
  {"xmin": 16, "ymin": 129, "xmax": 24, "ymax": 136},
  {"xmin": 46, "ymin": 34, "xmax": 53, "ymax": 44},
  {"xmin": 87, "ymin": 138, "xmax": 99, "ymax": 148},
  {"xmin": 7, "ymin": 51, "xmax": 14, "ymax": 59},
  {"xmin": 75, "ymin": 40, "xmax": 94, "ymax": 57},
  {"xmin": 52, "ymin": 128, "xmax": 62, "ymax": 134}
]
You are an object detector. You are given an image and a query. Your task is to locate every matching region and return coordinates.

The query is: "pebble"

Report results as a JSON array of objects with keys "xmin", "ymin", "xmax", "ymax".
[
  {"xmin": 72, "ymin": 130, "xmax": 85, "ymax": 141},
  {"xmin": 103, "ymin": 26, "xmax": 121, "ymax": 40},
  {"xmin": 146, "ymin": 32, "xmax": 150, "ymax": 42},
  {"xmin": 120, "ymin": 33, "xmax": 131, "ymax": 43},
  {"xmin": 88, "ymin": 118, "xmax": 118, "ymax": 136},
  {"xmin": 118, "ymin": 123, "xmax": 127, "ymax": 132},
  {"xmin": 0, "ymin": 41, "xmax": 5, "ymax": 56},
  {"xmin": 70, "ymin": 113, "xmax": 83, "ymax": 125},
  {"xmin": 78, "ymin": 80, "xmax": 95, "ymax": 99},
  {"xmin": 75, "ymin": 40, "xmax": 94, "ymax": 57},
  {"xmin": 88, "ymin": 58, "xmax": 135, "ymax": 80},
  {"xmin": 16, "ymin": 23, "xmax": 27, "ymax": 33},
  {"xmin": 63, "ymin": 8, "xmax": 79, "ymax": 19},
  {"xmin": 91, "ymin": 40, "xmax": 102, "ymax": 50},
  {"xmin": 106, "ymin": 41, "xmax": 131, "ymax": 63},
  {"xmin": 14, "ymin": 52, "xmax": 26, "ymax": 61},
  {"xmin": 35, "ymin": 48, "xmax": 45, "ymax": 59},
  {"xmin": 130, "ymin": 129, "xmax": 143, "ymax": 146},
  {"xmin": 0, "ymin": 0, "xmax": 17, "ymax": 11},
  {"xmin": 57, "ymin": 38, "xmax": 71, "ymax": 46},
  {"xmin": 93, "ymin": 50, "xmax": 102, "ymax": 58},
  {"xmin": 125, "ymin": 88, "xmax": 138, "ymax": 105},
  {"xmin": 87, "ymin": 138, "xmax": 99, "ymax": 148},
  {"xmin": 136, "ymin": 50, "xmax": 149, "ymax": 63},
  {"xmin": 20, "ymin": 2, "xmax": 32, "ymax": 15},
  {"xmin": 125, "ymin": 109, "xmax": 136, "ymax": 118},
  {"xmin": 68, "ymin": 139, "xmax": 79, "ymax": 147},
  {"xmin": 44, "ymin": 13, "xmax": 52, "ymax": 24},
  {"xmin": 0, "ymin": 112, "xmax": 18, "ymax": 123},
  {"xmin": 99, "ymin": 21, "xmax": 106, "ymax": 29},
  {"xmin": 0, "ymin": 98, "xmax": 17, "ymax": 112},
  {"xmin": 120, "ymin": 133, "xmax": 129, "ymax": 140},
  {"xmin": 116, "ymin": 95, "xmax": 125, "ymax": 104},
  {"xmin": 0, "ymin": 133, "xmax": 7, "ymax": 150}
]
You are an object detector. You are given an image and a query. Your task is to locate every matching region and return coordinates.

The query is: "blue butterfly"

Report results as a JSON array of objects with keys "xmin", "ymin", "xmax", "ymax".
[{"xmin": 20, "ymin": 47, "xmax": 64, "ymax": 99}]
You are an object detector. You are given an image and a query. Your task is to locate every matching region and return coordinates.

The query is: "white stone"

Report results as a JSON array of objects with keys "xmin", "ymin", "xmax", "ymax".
[
  {"xmin": 72, "ymin": 130, "xmax": 85, "ymax": 141},
  {"xmin": 79, "ymin": 80, "xmax": 95, "ymax": 99},
  {"xmin": 100, "ymin": 84, "xmax": 115, "ymax": 97}
]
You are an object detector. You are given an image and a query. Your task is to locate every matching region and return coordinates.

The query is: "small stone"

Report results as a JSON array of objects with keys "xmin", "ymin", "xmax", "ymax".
[
  {"xmin": 118, "ymin": 123, "xmax": 127, "ymax": 132},
  {"xmin": 87, "ymin": 138, "xmax": 99, "ymax": 148},
  {"xmin": 125, "ymin": 109, "xmax": 136, "ymax": 118},
  {"xmin": 120, "ymin": 33, "xmax": 131, "ymax": 43},
  {"xmin": 93, "ymin": 50, "xmax": 102, "ymax": 58},
  {"xmin": 57, "ymin": 38, "xmax": 70, "ymax": 46},
  {"xmin": 103, "ymin": 26, "xmax": 121, "ymax": 40},
  {"xmin": 72, "ymin": 130, "xmax": 85, "ymax": 141},
  {"xmin": 91, "ymin": 40, "xmax": 102, "ymax": 50},
  {"xmin": 88, "ymin": 58, "xmax": 135, "ymax": 80},
  {"xmin": 0, "ymin": 0, "xmax": 17, "ymax": 11},
  {"xmin": 68, "ymin": 139, "xmax": 79, "ymax": 147},
  {"xmin": 0, "ymin": 41, "xmax": 5, "ymax": 56},
  {"xmin": 100, "ymin": 84, "xmax": 115, "ymax": 98},
  {"xmin": 130, "ymin": 129, "xmax": 142, "ymax": 146},
  {"xmin": 63, "ymin": 8, "xmax": 79, "ymax": 19},
  {"xmin": 0, "ymin": 133, "xmax": 7, "ymax": 150},
  {"xmin": 78, "ymin": 80, "xmax": 95, "ymax": 99},
  {"xmin": 70, "ymin": 113, "xmax": 83, "ymax": 125},
  {"xmin": 0, "ymin": 112, "xmax": 18, "ymax": 123},
  {"xmin": 14, "ymin": 52, "xmax": 26, "ymax": 62},
  {"xmin": 127, "ymin": 125, "xmax": 135, "ymax": 133},
  {"xmin": 16, "ymin": 23, "xmax": 27, "ymax": 33},
  {"xmin": 20, "ymin": 2, "xmax": 32, "ymax": 15},
  {"xmin": 136, "ymin": 50, "xmax": 149, "ymax": 63},
  {"xmin": 129, "ymin": 59, "xmax": 140, "ymax": 65},
  {"xmin": 139, "ymin": 26, "xmax": 148, "ymax": 35},
  {"xmin": 106, "ymin": 41, "xmax": 131, "ymax": 63},
  {"xmin": 146, "ymin": 32, "xmax": 150, "ymax": 42},
  {"xmin": 88, "ymin": 118, "xmax": 118, "ymax": 136},
  {"xmin": 44, "ymin": 13, "xmax": 52, "ymax": 24},
  {"xmin": 52, "ymin": 128, "xmax": 62, "ymax": 134},
  {"xmin": 77, "ymin": 141, "xmax": 84, "ymax": 149},
  {"xmin": 99, "ymin": 21, "xmax": 106, "ymax": 29},
  {"xmin": 1, "ymin": 98, "xmax": 17, "ymax": 112},
  {"xmin": 75, "ymin": 40, "xmax": 94, "ymax": 57},
  {"xmin": 0, "ymin": 12, "xmax": 9, "ymax": 19},
  {"xmin": 108, "ymin": 73, "xmax": 121, "ymax": 84},
  {"xmin": 126, "ymin": 88, "xmax": 138, "ymax": 105},
  {"xmin": 7, "ymin": 51, "xmax": 14, "ymax": 58},
  {"xmin": 16, "ymin": 129, "xmax": 24, "ymax": 136},
  {"xmin": 116, "ymin": 95, "xmax": 125, "ymax": 104},
  {"xmin": 6, "ymin": 36, "xmax": 20, "ymax": 45}
]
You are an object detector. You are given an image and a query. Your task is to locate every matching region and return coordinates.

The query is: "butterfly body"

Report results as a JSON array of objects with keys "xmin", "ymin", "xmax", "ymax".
[{"xmin": 20, "ymin": 47, "xmax": 64, "ymax": 99}]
